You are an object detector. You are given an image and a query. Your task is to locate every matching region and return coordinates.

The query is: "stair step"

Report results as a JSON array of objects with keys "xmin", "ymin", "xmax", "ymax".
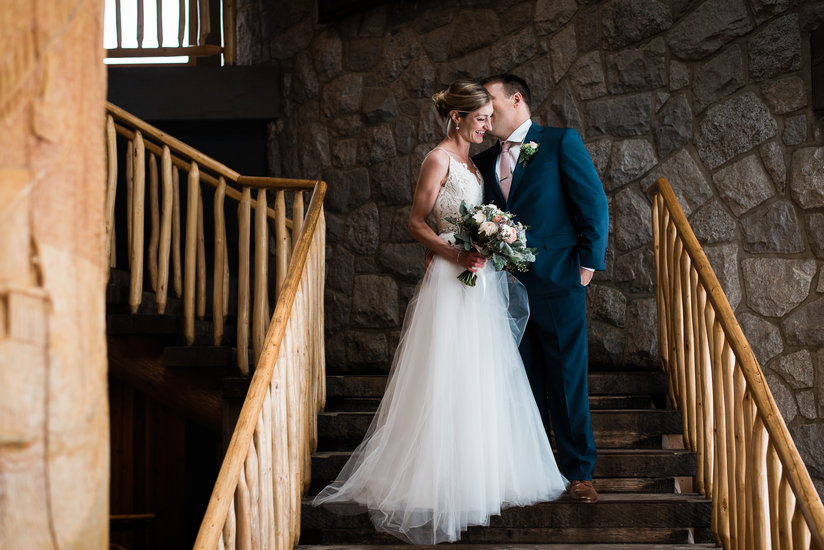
[
  {"xmin": 309, "ymin": 449, "xmax": 695, "ymax": 491},
  {"xmin": 163, "ymin": 346, "xmax": 235, "ymax": 368},
  {"xmin": 299, "ymin": 527, "xmax": 714, "ymax": 546},
  {"xmin": 309, "ymin": 475, "xmax": 675, "ymax": 496},
  {"xmin": 327, "ymin": 362, "xmax": 663, "ymax": 376},
  {"xmin": 587, "ymin": 372, "xmax": 669, "ymax": 396},
  {"xmin": 590, "ymin": 395, "xmax": 656, "ymax": 409},
  {"xmin": 326, "ymin": 394, "xmax": 656, "ymax": 412},
  {"xmin": 107, "ymin": 313, "xmax": 178, "ymax": 335},
  {"xmin": 317, "ymin": 410, "xmax": 683, "ymax": 450},
  {"xmin": 325, "ymin": 373, "xmax": 669, "ymax": 399},
  {"xmin": 298, "ymin": 545, "xmax": 718, "ymax": 550},
  {"xmin": 301, "ymin": 494, "xmax": 712, "ymax": 542}
]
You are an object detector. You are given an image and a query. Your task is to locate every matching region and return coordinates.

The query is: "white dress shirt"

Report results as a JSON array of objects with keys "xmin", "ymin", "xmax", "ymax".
[{"xmin": 495, "ymin": 119, "xmax": 533, "ymax": 183}]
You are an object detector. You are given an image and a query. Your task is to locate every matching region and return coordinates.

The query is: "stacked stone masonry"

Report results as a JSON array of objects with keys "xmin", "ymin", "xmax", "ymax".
[{"xmin": 236, "ymin": 0, "xmax": 824, "ymax": 495}]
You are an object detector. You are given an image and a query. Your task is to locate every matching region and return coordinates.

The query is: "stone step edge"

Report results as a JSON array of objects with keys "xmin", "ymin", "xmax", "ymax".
[
  {"xmin": 296, "ymin": 545, "xmax": 718, "ymax": 550},
  {"xmin": 302, "ymin": 493, "xmax": 710, "ymax": 505}
]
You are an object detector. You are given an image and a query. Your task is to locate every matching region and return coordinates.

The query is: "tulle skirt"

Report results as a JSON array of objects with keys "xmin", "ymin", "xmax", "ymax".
[{"xmin": 313, "ymin": 252, "xmax": 568, "ymax": 545}]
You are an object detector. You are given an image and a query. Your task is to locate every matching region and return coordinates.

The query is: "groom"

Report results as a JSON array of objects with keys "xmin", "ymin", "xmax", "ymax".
[{"xmin": 473, "ymin": 74, "xmax": 609, "ymax": 503}]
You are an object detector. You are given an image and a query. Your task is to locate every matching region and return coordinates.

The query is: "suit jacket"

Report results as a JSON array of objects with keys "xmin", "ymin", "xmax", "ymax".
[{"xmin": 473, "ymin": 123, "xmax": 609, "ymax": 296}]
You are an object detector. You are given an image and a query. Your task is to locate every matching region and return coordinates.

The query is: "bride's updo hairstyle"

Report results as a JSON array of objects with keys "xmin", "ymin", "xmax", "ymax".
[{"xmin": 432, "ymin": 80, "xmax": 491, "ymax": 123}]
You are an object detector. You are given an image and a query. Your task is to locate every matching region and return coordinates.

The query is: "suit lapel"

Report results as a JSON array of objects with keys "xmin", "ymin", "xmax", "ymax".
[{"xmin": 507, "ymin": 123, "xmax": 543, "ymax": 206}]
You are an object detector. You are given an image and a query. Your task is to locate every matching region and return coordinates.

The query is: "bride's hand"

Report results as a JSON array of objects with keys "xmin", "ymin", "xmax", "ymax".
[{"xmin": 456, "ymin": 250, "xmax": 486, "ymax": 272}]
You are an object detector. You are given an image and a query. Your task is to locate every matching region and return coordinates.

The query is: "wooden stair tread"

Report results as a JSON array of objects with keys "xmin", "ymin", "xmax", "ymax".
[
  {"xmin": 311, "ymin": 448, "xmax": 696, "ymax": 480},
  {"xmin": 302, "ymin": 493, "xmax": 712, "ymax": 529},
  {"xmin": 299, "ymin": 527, "xmax": 713, "ymax": 546},
  {"xmin": 325, "ymin": 373, "xmax": 669, "ymax": 398},
  {"xmin": 326, "ymin": 362, "xmax": 662, "ymax": 376},
  {"xmin": 317, "ymin": 410, "xmax": 683, "ymax": 450},
  {"xmin": 325, "ymin": 394, "xmax": 657, "ymax": 412},
  {"xmin": 297, "ymin": 545, "xmax": 718, "ymax": 550}
]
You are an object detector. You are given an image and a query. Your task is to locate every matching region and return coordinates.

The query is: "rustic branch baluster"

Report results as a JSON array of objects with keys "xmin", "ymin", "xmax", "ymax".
[
  {"xmin": 237, "ymin": 188, "xmax": 251, "ymax": 375},
  {"xmin": 275, "ymin": 190, "xmax": 288, "ymax": 294},
  {"xmin": 105, "ymin": 115, "xmax": 118, "ymax": 270},
  {"xmin": 148, "ymin": 153, "xmax": 160, "ymax": 292},
  {"xmin": 197, "ymin": 185, "xmax": 207, "ymax": 319},
  {"xmin": 172, "ymin": 167, "xmax": 183, "ymax": 298},
  {"xmin": 213, "ymin": 177, "xmax": 226, "ymax": 345},
  {"xmin": 157, "ymin": 146, "xmax": 173, "ymax": 314},
  {"xmin": 184, "ymin": 163, "xmax": 199, "ymax": 345},
  {"xmin": 253, "ymin": 188, "xmax": 269, "ymax": 363},
  {"xmin": 129, "ymin": 131, "xmax": 145, "ymax": 314}
]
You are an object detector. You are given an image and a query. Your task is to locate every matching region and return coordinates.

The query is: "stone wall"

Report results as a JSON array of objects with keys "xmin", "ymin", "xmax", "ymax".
[{"xmin": 236, "ymin": 0, "xmax": 824, "ymax": 493}]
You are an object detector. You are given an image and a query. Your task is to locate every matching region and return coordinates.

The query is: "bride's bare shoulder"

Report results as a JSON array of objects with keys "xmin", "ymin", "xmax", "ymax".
[{"xmin": 421, "ymin": 148, "xmax": 450, "ymax": 174}]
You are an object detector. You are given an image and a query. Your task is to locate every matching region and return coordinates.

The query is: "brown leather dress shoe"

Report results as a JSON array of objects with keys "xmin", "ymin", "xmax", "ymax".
[{"xmin": 569, "ymin": 480, "xmax": 598, "ymax": 502}]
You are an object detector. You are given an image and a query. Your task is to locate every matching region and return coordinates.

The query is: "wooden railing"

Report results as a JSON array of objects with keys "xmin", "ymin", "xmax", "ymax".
[
  {"xmin": 193, "ymin": 192, "xmax": 324, "ymax": 550},
  {"xmin": 106, "ymin": 0, "xmax": 236, "ymax": 64},
  {"xmin": 105, "ymin": 102, "xmax": 326, "ymax": 549},
  {"xmin": 649, "ymin": 177, "xmax": 824, "ymax": 550},
  {"xmin": 105, "ymin": 100, "xmax": 323, "ymax": 372}
]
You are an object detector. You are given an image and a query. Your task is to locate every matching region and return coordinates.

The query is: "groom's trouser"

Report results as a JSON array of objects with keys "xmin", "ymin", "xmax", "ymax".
[{"xmin": 519, "ymin": 285, "xmax": 597, "ymax": 482}]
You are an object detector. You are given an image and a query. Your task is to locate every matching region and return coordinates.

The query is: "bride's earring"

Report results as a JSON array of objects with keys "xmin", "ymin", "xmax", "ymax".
[{"xmin": 456, "ymin": 124, "xmax": 460, "ymax": 130}]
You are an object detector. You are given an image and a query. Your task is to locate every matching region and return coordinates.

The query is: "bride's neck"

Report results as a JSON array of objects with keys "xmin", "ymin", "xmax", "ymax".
[{"xmin": 442, "ymin": 134, "xmax": 471, "ymax": 157}]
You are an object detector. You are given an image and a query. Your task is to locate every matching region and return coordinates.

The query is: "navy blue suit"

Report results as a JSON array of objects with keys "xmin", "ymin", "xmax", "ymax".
[{"xmin": 473, "ymin": 123, "xmax": 609, "ymax": 481}]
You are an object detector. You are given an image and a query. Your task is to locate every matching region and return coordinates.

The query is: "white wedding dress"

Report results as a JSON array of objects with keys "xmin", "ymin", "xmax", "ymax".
[{"xmin": 313, "ymin": 149, "xmax": 568, "ymax": 544}]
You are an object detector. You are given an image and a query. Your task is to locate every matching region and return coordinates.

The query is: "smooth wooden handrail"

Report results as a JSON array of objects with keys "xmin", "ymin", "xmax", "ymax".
[
  {"xmin": 193, "ymin": 181, "xmax": 326, "ymax": 549},
  {"xmin": 648, "ymin": 177, "xmax": 824, "ymax": 549}
]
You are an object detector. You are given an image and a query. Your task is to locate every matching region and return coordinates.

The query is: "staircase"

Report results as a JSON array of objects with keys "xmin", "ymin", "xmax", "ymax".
[
  {"xmin": 107, "ymin": 267, "xmax": 237, "ymax": 549},
  {"xmin": 297, "ymin": 361, "xmax": 715, "ymax": 549}
]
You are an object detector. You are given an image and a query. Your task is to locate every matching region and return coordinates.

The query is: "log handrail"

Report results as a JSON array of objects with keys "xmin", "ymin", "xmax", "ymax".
[{"xmin": 648, "ymin": 177, "xmax": 824, "ymax": 549}]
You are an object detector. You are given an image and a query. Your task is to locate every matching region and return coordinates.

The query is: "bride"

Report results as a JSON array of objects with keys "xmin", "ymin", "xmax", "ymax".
[{"xmin": 313, "ymin": 79, "xmax": 568, "ymax": 545}]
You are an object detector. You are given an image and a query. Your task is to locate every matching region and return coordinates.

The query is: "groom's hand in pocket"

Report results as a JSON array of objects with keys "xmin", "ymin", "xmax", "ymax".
[{"xmin": 580, "ymin": 267, "xmax": 594, "ymax": 287}]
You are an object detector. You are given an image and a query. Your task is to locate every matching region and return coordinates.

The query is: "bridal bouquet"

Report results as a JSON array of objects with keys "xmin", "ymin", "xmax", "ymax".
[{"xmin": 446, "ymin": 201, "xmax": 537, "ymax": 286}]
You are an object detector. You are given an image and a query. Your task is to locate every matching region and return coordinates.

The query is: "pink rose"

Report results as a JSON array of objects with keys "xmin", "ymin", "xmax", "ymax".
[{"xmin": 500, "ymin": 225, "xmax": 517, "ymax": 243}]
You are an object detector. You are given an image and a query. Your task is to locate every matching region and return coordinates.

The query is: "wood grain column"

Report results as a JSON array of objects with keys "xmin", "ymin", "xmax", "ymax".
[{"xmin": 0, "ymin": 0, "xmax": 109, "ymax": 548}]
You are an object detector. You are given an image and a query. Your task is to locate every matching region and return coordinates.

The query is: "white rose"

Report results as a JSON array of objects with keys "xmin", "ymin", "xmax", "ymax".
[
  {"xmin": 472, "ymin": 211, "xmax": 486, "ymax": 224},
  {"xmin": 479, "ymin": 221, "xmax": 498, "ymax": 236}
]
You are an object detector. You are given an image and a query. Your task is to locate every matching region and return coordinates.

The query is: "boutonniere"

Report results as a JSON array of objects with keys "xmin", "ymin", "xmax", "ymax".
[{"xmin": 518, "ymin": 141, "xmax": 539, "ymax": 168}]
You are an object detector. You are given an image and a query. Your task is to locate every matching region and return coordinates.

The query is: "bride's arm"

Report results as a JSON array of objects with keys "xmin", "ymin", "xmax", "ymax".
[{"xmin": 408, "ymin": 151, "xmax": 485, "ymax": 271}]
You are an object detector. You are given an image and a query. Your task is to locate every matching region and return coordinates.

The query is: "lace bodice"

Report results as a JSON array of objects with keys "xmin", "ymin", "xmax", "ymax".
[{"xmin": 430, "ymin": 148, "xmax": 484, "ymax": 235}]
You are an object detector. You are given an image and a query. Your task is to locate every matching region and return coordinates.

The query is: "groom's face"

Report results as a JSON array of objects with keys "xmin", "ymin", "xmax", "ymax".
[{"xmin": 484, "ymin": 82, "xmax": 520, "ymax": 139}]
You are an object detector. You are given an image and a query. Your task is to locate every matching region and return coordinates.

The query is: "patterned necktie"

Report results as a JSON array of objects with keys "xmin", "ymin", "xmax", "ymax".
[{"xmin": 499, "ymin": 140, "xmax": 517, "ymax": 201}]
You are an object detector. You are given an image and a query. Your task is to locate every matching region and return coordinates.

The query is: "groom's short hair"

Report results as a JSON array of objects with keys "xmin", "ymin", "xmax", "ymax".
[{"xmin": 482, "ymin": 74, "xmax": 532, "ymax": 110}]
